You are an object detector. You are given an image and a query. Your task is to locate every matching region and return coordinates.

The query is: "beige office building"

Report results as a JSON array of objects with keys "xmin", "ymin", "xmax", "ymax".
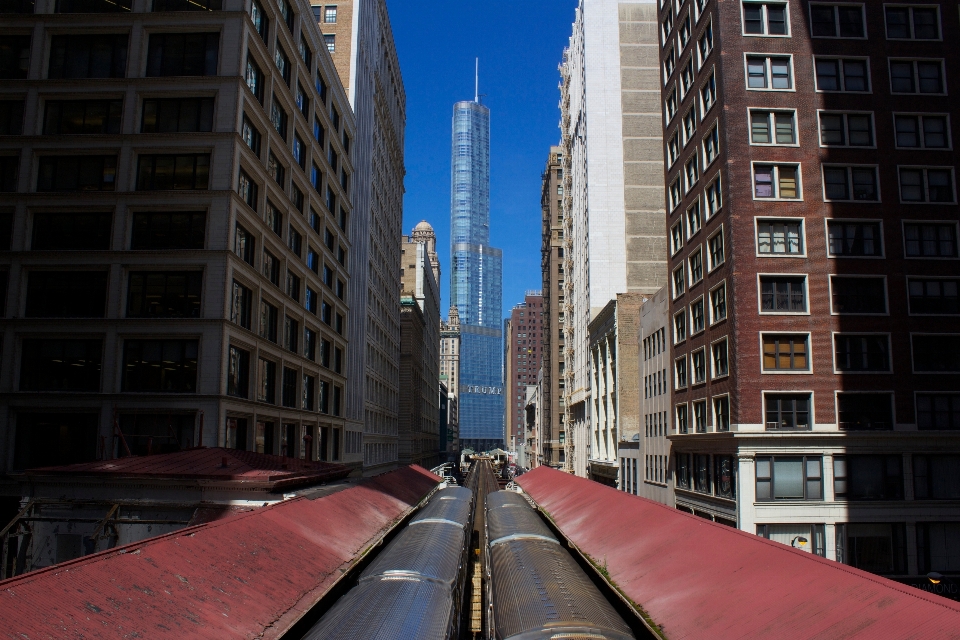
[
  {"xmin": 316, "ymin": 0, "xmax": 406, "ymax": 473},
  {"xmin": 0, "ymin": 0, "xmax": 358, "ymax": 489}
]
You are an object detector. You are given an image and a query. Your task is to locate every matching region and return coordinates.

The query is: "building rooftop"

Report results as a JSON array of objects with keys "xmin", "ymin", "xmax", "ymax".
[{"xmin": 23, "ymin": 447, "xmax": 351, "ymax": 492}]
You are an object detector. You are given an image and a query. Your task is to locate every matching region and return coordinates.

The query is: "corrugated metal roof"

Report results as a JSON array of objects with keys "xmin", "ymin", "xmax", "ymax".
[
  {"xmin": 517, "ymin": 467, "xmax": 960, "ymax": 640},
  {"xmin": 0, "ymin": 464, "xmax": 440, "ymax": 639},
  {"xmin": 22, "ymin": 447, "xmax": 351, "ymax": 491}
]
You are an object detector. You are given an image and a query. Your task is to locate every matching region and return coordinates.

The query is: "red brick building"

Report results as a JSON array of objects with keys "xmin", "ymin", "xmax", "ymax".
[
  {"xmin": 504, "ymin": 293, "xmax": 544, "ymax": 456},
  {"xmin": 662, "ymin": 0, "xmax": 960, "ymax": 582}
]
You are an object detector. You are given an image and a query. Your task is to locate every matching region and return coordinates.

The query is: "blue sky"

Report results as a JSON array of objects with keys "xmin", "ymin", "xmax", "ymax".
[{"xmin": 388, "ymin": 0, "xmax": 578, "ymax": 320}]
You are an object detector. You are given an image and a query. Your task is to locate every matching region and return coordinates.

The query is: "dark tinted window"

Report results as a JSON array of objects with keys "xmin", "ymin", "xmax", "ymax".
[
  {"xmin": 122, "ymin": 339, "xmax": 198, "ymax": 392},
  {"xmin": 136, "ymin": 154, "xmax": 209, "ymax": 190},
  {"xmin": 37, "ymin": 155, "xmax": 117, "ymax": 191},
  {"xmin": 131, "ymin": 211, "xmax": 205, "ymax": 249},
  {"xmin": 837, "ymin": 393, "xmax": 894, "ymax": 430},
  {"xmin": 32, "ymin": 212, "xmax": 111, "ymax": 250},
  {"xmin": 0, "ymin": 36, "xmax": 31, "ymax": 79},
  {"xmin": 13, "ymin": 413, "xmax": 99, "ymax": 471},
  {"xmin": 834, "ymin": 455, "xmax": 903, "ymax": 500},
  {"xmin": 26, "ymin": 271, "xmax": 107, "ymax": 317},
  {"xmin": 44, "ymin": 99, "xmax": 122, "ymax": 135},
  {"xmin": 145, "ymin": 32, "xmax": 219, "ymax": 77},
  {"xmin": 0, "ymin": 211, "xmax": 11, "ymax": 249},
  {"xmin": 127, "ymin": 271, "xmax": 202, "ymax": 318},
  {"xmin": 49, "ymin": 34, "xmax": 128, "ymax": 79},
  {"xmin": 141, "ymin": 97, "xmax": 214, "ymax": 132},
  {"xmin": 912, "ymin": 335, "xmax": 960, "ymax": 372},
  {"xmin": 117, "ymin": 413, "xmax": 195, "ymax": 457},
  {"xmin": 831, "ymin": 277, "xmax": 886, "ymax": 314},
  {"xmin": 0, "ymin": 0, "xmax": 35, "ymax": 13},
  {"xmin": 0, "ymin": 156, "xmax": 17, "ymax": 192},
  {"xmin": 19, "ymin": 339, "xmax": 102, "ymax": 391},
  {"xmin": 0, "ymin": 100, "xmax": 24, "ymax": 134}
]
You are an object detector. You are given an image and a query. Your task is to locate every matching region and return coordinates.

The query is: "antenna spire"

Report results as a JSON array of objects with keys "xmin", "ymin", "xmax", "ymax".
[{"xmin": 475, "ymin": 57, "xmax": 479, "ymax": 103}]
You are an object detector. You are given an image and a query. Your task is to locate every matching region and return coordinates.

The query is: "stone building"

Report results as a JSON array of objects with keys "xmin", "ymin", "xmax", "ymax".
[
  {"xmin": 559, "ymin": 0, "xmax": 666, "ymax": 476},
  {"xmin": 0, "ymin": 0, "xmax": 358, "ymax": 505},
  {"xmin": 661, "ymin": 0, "xmax": 960, "ymax": 578},
  {"xmin": 504, "ymin": 292, "xmax": 543, "ymax": 457},
  {"xmin": 317, "ymin": 0, "xmax": 406, "ymax": 474},
  {"xmin": 587, "ymin": 293, "xmax": 644, "ymax": 486},
  {"xmin": 539, "ymin": 145, "xmax": 566, "ymax": 468},
  {"xmin": 440, "ymin": 305, "xmax": 461, "ymax": 461}
]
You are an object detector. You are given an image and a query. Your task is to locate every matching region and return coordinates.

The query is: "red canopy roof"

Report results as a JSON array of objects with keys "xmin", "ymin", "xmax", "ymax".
[
  {"xmin": 23, "ymin": 447, "xmax": 351, "ymax": 490},
  {"xmin": 517, "ymin": 466, "xmax": 960, "ymax": 639},
  {"xmin": 0, "ymin": 464, "xmax": 439, "ymax": 639}
]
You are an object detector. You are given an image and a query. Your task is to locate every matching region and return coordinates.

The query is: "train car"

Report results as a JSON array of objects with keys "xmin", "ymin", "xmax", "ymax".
[
  {"xmin": 486, "ymin": 490, "xmax": 635, "ymax": 640},
  {"xmin": 302, "ymin": 486, "xmax": 474, "ymax": 640}
]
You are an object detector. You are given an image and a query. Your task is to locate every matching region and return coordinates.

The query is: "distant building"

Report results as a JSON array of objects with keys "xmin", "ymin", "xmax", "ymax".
[
  {"xmin": 505, "ymin": 293, "xmax": 544, "ymax": 457},
  {"xmin": 520, "ymin": 383, "xmax": 539, "ymax": 469},
  {"xmin": 559, "ymin": 0, "xmax": 667, "ymax": 476},
  {"xmin": 398, "ymin": 226, "xmax": 441, "ymax": 468},
  {"xmin": 539, "ymin": 146, "xmax": 566, "ymax": 468},
  {"xmin": 587, "ymin": 293, "xmax": 644, "ymax": 486},
  {"xmin": 450, "ymin": 94, "xmax": 504, "ymax": 452},
  {"xmin": 440, "ymin": 306, "xmax": 461, "ymax": 462},
  {"xmin": 319, "ymin": 0, "xmax": 406, "ymax": 474}
]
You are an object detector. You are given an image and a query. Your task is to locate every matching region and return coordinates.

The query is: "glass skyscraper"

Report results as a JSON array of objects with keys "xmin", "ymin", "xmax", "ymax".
[{"xmin": 450, "ymin": 99, "xmax": 504, "ymax": 451}]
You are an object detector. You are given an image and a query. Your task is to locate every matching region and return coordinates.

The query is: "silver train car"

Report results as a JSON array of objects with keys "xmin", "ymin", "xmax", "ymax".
[
  {"xmin": 302, "ymin": 486, "xmax": 474, "ymax": 640},
  {"xmin": 486, "ymin": 490, "xmax": 635, "ymax": 640}
]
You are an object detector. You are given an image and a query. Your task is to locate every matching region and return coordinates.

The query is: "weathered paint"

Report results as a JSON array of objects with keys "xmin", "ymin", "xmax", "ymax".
[
  {"xmin": 0, "ymin": 465, "xmax": 439, "ymax": 639},
  {"xmin": 517, "ymin": 466, "xmax": 960, "ymax": 640}
]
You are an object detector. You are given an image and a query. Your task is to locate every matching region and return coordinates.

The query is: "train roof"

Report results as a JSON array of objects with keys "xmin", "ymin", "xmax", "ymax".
[
  {"xmin": 410, "ymin": 490, "xmax": 473, "ymax": 527},
  {"xmin": 360, "ymin": 520, "xmax": 467, "ymax": 587},
  {"xmin": 301, "ymin": 578, "xmax": 454, "ymax": 640},
  {"xmin": 491, "ymin": 538, "xmax": 634, "ymax": 640},
  {"xmin": 487, "ymin": 491, "xmax": 558, "ymax": 546}
]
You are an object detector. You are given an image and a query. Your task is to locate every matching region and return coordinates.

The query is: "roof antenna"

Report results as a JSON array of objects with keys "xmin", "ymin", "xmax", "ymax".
[{"xmin": 474, "ymin": 57, "xmax": 479, "ymax": 103}]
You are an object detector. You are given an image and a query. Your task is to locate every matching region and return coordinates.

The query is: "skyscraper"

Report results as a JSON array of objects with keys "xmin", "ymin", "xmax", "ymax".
[{"xmin": 450, "ymin": 81, "xmax": 504, "ymax": 452}]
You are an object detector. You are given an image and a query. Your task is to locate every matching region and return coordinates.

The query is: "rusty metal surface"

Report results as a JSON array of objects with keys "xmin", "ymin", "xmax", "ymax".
[
  {"xmin": 21, "ymin": 446, "xmax": 351, "ymax": 491},
  {"xmin": 0, "ymin": 465, "xmax": 440, "ymax": 640},
  {"xmin": 517, "ymin": 467, "xmax": 960, "ymax": 640}
]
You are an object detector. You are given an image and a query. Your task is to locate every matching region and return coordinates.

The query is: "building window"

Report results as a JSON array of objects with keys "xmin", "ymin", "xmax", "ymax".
[
  {"xmin": 295, "ymin": 82, "xmax": 309, "ymax": 118},
  {"xmin": 302, "ymin": 374, "xmax": 315, "ymax": 410},
  {"xmin": 250, "ymin": 0, "xmax": 268, "ymax": 42},
  {"xmin": 757, "ymin": 219, "xmax": 802, "ymax": 254},
  {"xmin": 37, "ymin": 155, "xmax": 117, "ymax": 192},
  {"xmin": 275, "ymin": 0, "xmax": 292, "ymax": 30},
  {"xmin": 908, "ymin": 278, "xmax": 959, "ymax": 315},
  {"xmin": 700, "ymin": 70, "xmax": 717, "ymax": 114},
  {"xmin": 324, "ymin": 5, "xmax": 337, "ymax": 22},
  {"xmin": 32, "ymin": 212, "xmax": 111, "ymax": 250},
  {"xmin": 242, "ymin": 115, "xmax": 262, "ymax": 155},
  {"xmin": 916, "ymin": 523, "xmax": 960, "ymax": 576},
  {"xmin": 822, "ymin": 165, "xmax": 878, "ymax": 202},
  {"xmin": 710, "ymin": 283, "xmax": 726, "ymax": 323},
  {"xmin": 684, "ymin": 157, "xmax": 698, "ymax": 191},
  {"xmin": 245, "ymin": 55, "xmax": 264, "ymax": 103},
  {"xmin": 818, "ymin": 111, "xmax": 873, "ymax": 147},
  {"xmin": 809, "ymin": 3, "xmax": 865, "ymax": 37},
  {"xmin": 757, "ymin": 525, "xmax": 826, "ymax": 556},
  {"xmin": 664, "ymin": 84, "xmax": 678, "ymax": 121},
  {"xmin": 673, "ymin": 311, "xmax": 686, "ymax": 344},
  {"xmin": 749, "ymin": 110, "xmax": 795, "ymax": 145},
  {"xmin": 667, "ymin": 131, "xmax": 680, "ymax": 166},
  {"xmin": 765, "ymin": 394, "xmax": 811, "ymax": 430},
  {"xmin": 672, "ymin": 264, "xmax": 685, "ymax": 298},
  {"xmin": 714, "ymin": 396, "xmax": 730, "ymax": 432},
  {"xmin": 692, "ymin": 349, "xmax": 706, "ymax": 384},
  {"xmin": 234, "ymin": 223, "xmax": 255, "ymax": 265},
  {"xmin": 831, "ymin": 276, "xmax": 887, "ymax": 314},
  {"xmin": 122, "ymin": 339, "xmax": 198, "ymax": 392},
  {"xmin": 0, "ymin": 100, "xmax": 24, "ymax": 135},
  {"xmin": 745, "ymin": 55, "xmax": 792, "ymax": 90},
  {"xmin": 43, "ymin": 100, "xmax": 122, "ymax": 135},
  {"xmin": 136, "ymin": 154, "xmax": 209, "ymax": 190},
  {"xmin": 762, "ymin": 334, "xmax": 809, "ymax": 371},
  {"xmin": 270, "ymin": 97, "xmax": 288, "ymax": 139},
  {"xmin": 885, "ymin": 5, "xmax": 940, "ymax": 40},
  {"xmin": 698, "ymin": 20, "xmax": 713, "ymax": 64},
  {"xmin": 669, "ymin": 178, "xmax": 682, "ymax": 211},
  {"xmin": 258, "ymin": 358, "xmax": 276, "ymax": 403},
  {"xmin": 913, "ymin": 456, "xmax": 960, "ymax": 498},
  {"xmin": 703, "ymin": 125, "xmax": 720, "ymax": 165},
  {"xmin": 690, "ymin": 297, "xmax": 705, "ymax": 333},
  {"xmin": 141, "ymin": 97, "xmax": 214, "ymax": 133},
  {"xmin": 286, "ymin": 270, "xmax": 301, "ymax": 302},
  {"xmin": 836, "ymin": 523, "xmax": 907, "ymax": 575},
  {"xmin": 676, "ymin": 404, "xmax": 689, "ymax": 435},
  {"xmin": 680, "ymin": 57, "xmax": 695, "ymax": 96},
  {"xmin": 231, "ymin": 280, "xmax": 252, "ymax": 329},
  {"xmin": 903, "ymin": 222, "xmax": 958, "ymax": 257},
  {"xmin": 814, "ymin": 57, "xmax": 869, "ymax": 92},
  {"xmin": 679, "ymin": 13, "xmax": 691, "ymax": 47},
  {"xmin": 127, "ymin": 272, "xmax": 202, "ymax": 318},
  {"xmin": 834, "ymin": 335, "xmax": 890, "ymax": 372},
  {"xmin": 19, "ymin": 339, "xmax": 102, "ymax": 391},
  {"xmin": 694, "ymin": 452, "xmax": 710, "ymax": 489},
  {"xmin": 273, "ymin": 40, "xmax": 291, "ymax": 85},
  {"xmin": 753, "ymin": 164, "xmax": 799, "ymax": 199},
  {"xmin": 912, "ymin": 334, "xmax": 960, "ymax": 373},
  {"xmin": 827, "ymin": 220, "xmax": 881, "ymax": 257},
  {"xmin": 146, "ymin": 33, "xmax": 219, "ymax": 77},
  {"xmin": 281, "ymin": 367, "xmax": 297, "ymax": 407},
  {"xmin": 742, "ymin": 1, "xmax": 788, "ymax": 35},
  {"xmin": 267, "ymin": 152, "xmax": 285, "ymax": 188},
  {"xmin": 712, "ymin": 339, "xmax": 728, "ymax": 377},
  {"xmin": 688, "ymin": 249, "xmax": 703, "ymax": 284},
  {"xmin": 704, "ymin": 175, "xmax": 721, "ymax": 216},
  {"xmin": 837, "ymin": 393, "xmax": 894, "ymax": 431},
  {"xmin": 227, "ymin": 345, "xmax": 250, "ymax": 398},
  {"xmin": 0, "ymin": 35, "xmax": 30, "ymax": 79},
  {"xmin": 756, "ymin": 455, "xmax": 822, "ymax": 500},
  {"xmin": 265, "ymin": 201, "xmax": 283, "ymax": 237},
  {"xmin": 916, "ymin": 394, "xmax": 960, "ymax": 430},
  {"xmin": 833, "ymin": 455, "xmax": 903, "ymax": 500},
  {"xmin": 663, "ymin": 47, "xmax": 676, "ymax": 82},
  {"xmin": 894, "ymin": 114, "xmax": 950, "ymax": 149},
  {"xmin": 675, "ymin": 357, "xmax": 687, "ymax": 390},
  {"xmin": 670, "ymin": 221, "xmax": 683, "ymax": 255},
  {"xmin": 706, "ymin": 229, "xmax": 723, "ymax": 269},
  {"xmin": 49, "ymin": 34, "xmax": 128, "ymax": 78},
  {"xmin": 760, "ymin": 275, "xmax": 805, "ymax": 313},
  {"xmin": 899, "ymin": 168, "xmax": 955, "ymax": 204},
  {"xmin": 324, "ymin": 34, "xmax": 335, "ymax": 52},
  {"xmin": 260, "ymin": 300, "xmax": 278, "ymax": 342},
  {"xmin": 889, "ymin": 59, "xmax": 945, "ymax": 95},
  {"xmin": 26, "ymin": 271, "xmax": 107, "ymax": 318}
]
